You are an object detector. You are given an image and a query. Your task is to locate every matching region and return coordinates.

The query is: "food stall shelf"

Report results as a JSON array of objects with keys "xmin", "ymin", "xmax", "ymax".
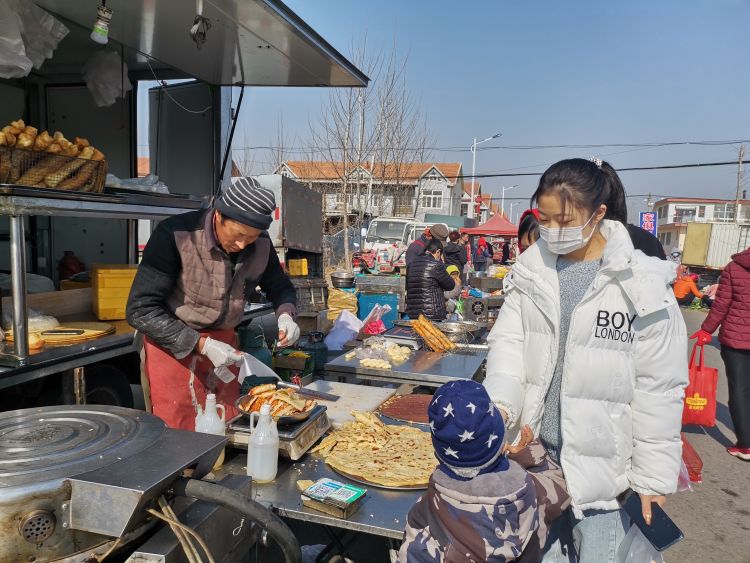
[
  {"xmin": 0, "ymin": 331, "xmax": 135, "ymax": 390},
  {"xmin": 219, "ymin": 451, "xmax": 420, "ymax": 540},
  {"xmin": 324, "ymin": 348, "xmax": 488, "ymax": 388}
]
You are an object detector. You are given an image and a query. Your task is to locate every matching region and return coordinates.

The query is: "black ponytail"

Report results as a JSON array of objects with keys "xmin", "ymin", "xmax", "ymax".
[{"xmin": 531, "ymin": 158, "xmax": 628, "ymax": 222}]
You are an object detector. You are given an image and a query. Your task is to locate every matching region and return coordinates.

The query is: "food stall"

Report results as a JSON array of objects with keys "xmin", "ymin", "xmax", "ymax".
[{"xmin": 0, "ymin": 1, "xmax": 373, "ymax": 561}]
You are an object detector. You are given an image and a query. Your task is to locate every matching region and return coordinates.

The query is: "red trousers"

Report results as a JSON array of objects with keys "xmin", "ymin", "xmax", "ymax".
[{"xmin": 143, "ymin": 329, "xmax": 240, "ymax": 431}]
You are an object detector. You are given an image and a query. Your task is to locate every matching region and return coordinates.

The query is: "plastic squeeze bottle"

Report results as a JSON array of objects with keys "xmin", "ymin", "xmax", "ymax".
[
  {"xmin": 246, "ymin": 403, "xmax": 279, "ymax": 483},
  {"xmin": 195, "ymin": 393, "xmax": 226, "ymax": 470}
]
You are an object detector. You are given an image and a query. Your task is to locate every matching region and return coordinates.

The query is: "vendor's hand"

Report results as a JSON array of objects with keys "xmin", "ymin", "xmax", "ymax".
[
  {"xmin": 277, "ymin": 313, "xmax": 300, "ymax": 348},
  {"xmin": 504, "ymin": 425, "xmax": 533, "ymax": 455},
  {"xmin": 639, "ymin": 494, "xmax": 666, "ymax": 526},
  {"xmin": 690, "ymin": 330, "xmax": 712, "ymax": 346},
  {"xmin": 200, "ymin": 337, "xmax": 243, "ymax": 368}
]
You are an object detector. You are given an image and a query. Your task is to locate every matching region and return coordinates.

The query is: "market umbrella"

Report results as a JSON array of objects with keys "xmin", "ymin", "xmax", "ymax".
[{"xmin": 460, "ymin": 214, "xmax": 518, "ymax": 237}]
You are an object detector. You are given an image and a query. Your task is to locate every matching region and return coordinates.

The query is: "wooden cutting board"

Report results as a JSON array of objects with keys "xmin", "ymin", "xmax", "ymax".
[
  {"xmin": 305, "ymin": 380, "xmax": 397, "ymax": 429},
  {"xmin": 7, "ymin": 322, "xmax": 115, "ymax": 344}
]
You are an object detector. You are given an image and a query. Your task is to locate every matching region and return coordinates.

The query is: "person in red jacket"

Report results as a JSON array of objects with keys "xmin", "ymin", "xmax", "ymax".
[{"xmin": 692, "ymin": 248, "xmax": 750, "ymax": 461}]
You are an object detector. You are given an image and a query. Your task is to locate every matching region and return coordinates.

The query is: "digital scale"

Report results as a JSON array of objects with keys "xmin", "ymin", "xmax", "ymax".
[{"xmin": 226, "ymin": 405, "xmax": 331, "ymax": 460}]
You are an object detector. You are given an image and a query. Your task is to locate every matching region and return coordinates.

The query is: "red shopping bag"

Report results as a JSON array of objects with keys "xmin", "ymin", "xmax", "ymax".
[{"xmin": 681, "ymin": 343, "xmax": 718, "ymax": 427}]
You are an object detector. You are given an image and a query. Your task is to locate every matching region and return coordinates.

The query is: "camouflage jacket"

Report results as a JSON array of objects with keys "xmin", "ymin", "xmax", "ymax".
[{"xmin": 397, "ymin": 442, "xmax": 570, "ymax": 563}]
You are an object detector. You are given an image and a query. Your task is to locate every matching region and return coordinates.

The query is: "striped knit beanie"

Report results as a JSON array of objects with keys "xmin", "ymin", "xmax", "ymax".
[{"xmin": 216, "ymin": 177, "xmax": 276, "ymax": 230}]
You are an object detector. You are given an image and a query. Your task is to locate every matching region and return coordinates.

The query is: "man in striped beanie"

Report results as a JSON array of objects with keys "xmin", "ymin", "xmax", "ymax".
[{"xmin": 127, "ymin": 175, "xmax": 299, "ymax": 431}]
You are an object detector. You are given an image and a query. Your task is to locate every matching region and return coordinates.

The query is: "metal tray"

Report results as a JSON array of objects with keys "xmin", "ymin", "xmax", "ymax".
[
  {"xmin": 235, "ymin": 394, "xmax": 315, "ymax": 426},
  {"xmin": 328, "ymin": 465, "xmax": 428, "ymax": 491}
]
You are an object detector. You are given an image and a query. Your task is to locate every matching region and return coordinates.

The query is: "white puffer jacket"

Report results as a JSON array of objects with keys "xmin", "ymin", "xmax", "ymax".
[{"xmin": 484, "ymin": 220, "xmax": 688, "ymax": 516}]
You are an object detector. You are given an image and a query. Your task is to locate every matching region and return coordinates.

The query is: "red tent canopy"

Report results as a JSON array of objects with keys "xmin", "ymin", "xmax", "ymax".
[{"xmin": 460, "ymin": 214, "xmax": 518, "ymax": 236}]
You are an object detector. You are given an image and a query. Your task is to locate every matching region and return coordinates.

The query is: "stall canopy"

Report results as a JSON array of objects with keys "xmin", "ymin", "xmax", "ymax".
[
  {"xmin": 460, "ymin": 214, "xmax": 518, "ymax": 237},
  {"xmin": 32, "ymin": 0, "xmax": 369, "ymax": 87}
]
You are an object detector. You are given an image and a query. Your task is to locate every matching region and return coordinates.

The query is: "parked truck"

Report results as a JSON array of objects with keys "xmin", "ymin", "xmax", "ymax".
[{"xmin": 682, "ymin": 222, "xmax": 750, "ymax": 271}]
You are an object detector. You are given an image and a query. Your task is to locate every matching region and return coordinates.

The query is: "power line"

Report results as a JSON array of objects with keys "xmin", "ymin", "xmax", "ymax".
[
  {"xmin": 274, "ymin": 159, "xmax": 750, "ymax": 181},
  {"xmin": 229, "ymin": 139, "xmax": 750, "ymax": 154}
]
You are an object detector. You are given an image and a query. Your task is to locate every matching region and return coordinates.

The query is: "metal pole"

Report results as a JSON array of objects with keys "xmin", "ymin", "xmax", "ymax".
[
  {"xmin": 126, "ymin": 219, "xmax": 137, "ymax": 264},
  {"xmin": 73, "ymin": 367, "xmax": 86, "ymax": 405},
  {"xmin": 469, "ymin": 137, "xmax": 477, "ymax": 219},
  {"xmin": 10, "ymin": 215, "xmax": 28, "ymax": 359}
]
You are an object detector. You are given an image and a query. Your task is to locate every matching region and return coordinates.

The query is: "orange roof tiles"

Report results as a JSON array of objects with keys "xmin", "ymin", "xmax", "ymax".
[
  {"xmin": 463, "ymin": 180, "xmax": 481, "ymax": 196},
  {"xmin": 137, "ymin": 157, "xmax": 150, "ymax": 177},
  {"xmin": 281, "ymin": 161, "xmax": 462, "ymax": 185}
]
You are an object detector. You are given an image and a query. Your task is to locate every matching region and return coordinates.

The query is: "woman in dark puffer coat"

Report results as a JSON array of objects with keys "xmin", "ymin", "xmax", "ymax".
[
  {"xmin": 693, "ymin": 247, "xmax": 750, "ymax": 460},
  {"xmin": 406, "ymin": 239, "xmax": 456, "ymax": 321}
]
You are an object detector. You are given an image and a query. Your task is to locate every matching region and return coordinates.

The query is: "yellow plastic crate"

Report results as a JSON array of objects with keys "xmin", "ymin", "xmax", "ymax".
[
  {"xmin": 287, "ymin": 258, "xmax": 308, "ymax": 276},
  {"xmin": 92, "ymin": 264, "xmax": 138, "ymax": 320}
]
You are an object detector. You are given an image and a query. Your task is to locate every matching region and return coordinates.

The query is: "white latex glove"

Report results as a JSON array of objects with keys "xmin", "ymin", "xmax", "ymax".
[
  {"xmin": 277, "ymin": 313, "xmax": 300, "ymax": 348},
  {"xmin": 200, "ymin": 337, "xmax": 243, "ymax": 368}
]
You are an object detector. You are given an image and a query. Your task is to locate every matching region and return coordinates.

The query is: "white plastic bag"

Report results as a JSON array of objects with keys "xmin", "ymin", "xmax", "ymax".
[
  {"xmin": 616, "ymin": 526, "xmax": 664, "ymax": 563},
  {"xmin": 677, "ymin": 459, "xmax": 693, "ymax": 493},
  {"xmin": 324, "ymin": 310, "xmax": 363, "ymax": 350},
  {"xmin": 239, "ymin": 353, "xmax": 280, "ymax": 385},
  {"xmin": 82, "ymin": 50, "xmax": 133, "ymax": 107},
  {"xmin": 14, "ymin": 0, "xmax": 68, "ymax": 69},
  {"xmin": 0, "ymin": 0, "xmax": 31, "ymax": 78}
]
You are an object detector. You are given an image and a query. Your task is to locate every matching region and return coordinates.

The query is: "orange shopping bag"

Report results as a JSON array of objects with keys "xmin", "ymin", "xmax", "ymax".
[{"xmin": 682, "ymin": 343, "xmax": 718, "ymax": 427}]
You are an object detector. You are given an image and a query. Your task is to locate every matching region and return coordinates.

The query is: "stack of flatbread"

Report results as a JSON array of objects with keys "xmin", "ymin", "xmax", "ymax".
[
  {"xmin": 238, "ymin": 384, "xmax": 316, "ymax": 417},
  {"xmin": 311, "ymin": 411, "xmax": 437, "ymax": 488}
]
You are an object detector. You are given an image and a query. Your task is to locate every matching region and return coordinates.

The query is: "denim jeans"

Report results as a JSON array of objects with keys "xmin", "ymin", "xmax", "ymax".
[{"xmin": 542, "ymin": 508, "xmax": 629, "ymax": 563}]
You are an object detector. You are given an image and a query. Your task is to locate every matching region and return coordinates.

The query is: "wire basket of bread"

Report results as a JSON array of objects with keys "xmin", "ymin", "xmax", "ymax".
[
  {"xmin": 235, "ymin": 383, "xmax": 318, "ymax": 425},
  {"xmin": 0, "ymin": 119, "xmax": 107, "ymax": 192}
]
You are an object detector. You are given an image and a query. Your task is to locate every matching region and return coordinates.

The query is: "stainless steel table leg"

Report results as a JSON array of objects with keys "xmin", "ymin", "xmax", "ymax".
[
  {"xmin": 9, "ymin": 215, "xmax": 28, "ymax": 360},
  {"xmin": 73, "ymin": 367, "xmax": 86, "ymax": 405}
]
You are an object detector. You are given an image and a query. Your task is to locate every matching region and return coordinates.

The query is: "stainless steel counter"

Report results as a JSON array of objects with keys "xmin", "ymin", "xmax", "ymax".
[
  {"xmin": 324, "ymin": 348, "xmax": 487, "ymax": 387},
  {"xmin": 220, "ymin": 449, "xmax": 421, "ymax": 539}
]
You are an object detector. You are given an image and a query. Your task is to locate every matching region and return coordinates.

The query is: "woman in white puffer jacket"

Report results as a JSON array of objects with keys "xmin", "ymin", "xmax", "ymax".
[{"xmin": 484, "ymin": 159, "xmax": 688, "ymax": 563}]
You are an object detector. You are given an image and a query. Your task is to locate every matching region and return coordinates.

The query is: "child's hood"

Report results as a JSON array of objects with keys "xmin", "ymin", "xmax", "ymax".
[{"xmin": 430, "ymin": 460, "xmax": 539, "ymax": 558}]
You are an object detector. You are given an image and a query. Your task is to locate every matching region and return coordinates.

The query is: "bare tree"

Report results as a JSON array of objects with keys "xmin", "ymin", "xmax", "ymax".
[{"xmin": 304, "ymin": 39, "xmax": 434, "ymax": 268}]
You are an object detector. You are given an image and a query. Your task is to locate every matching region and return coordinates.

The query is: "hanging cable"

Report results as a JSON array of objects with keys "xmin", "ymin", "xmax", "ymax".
[{"xmin": 146, "ymin": 58, "xmax": 211, "ymax": 115}]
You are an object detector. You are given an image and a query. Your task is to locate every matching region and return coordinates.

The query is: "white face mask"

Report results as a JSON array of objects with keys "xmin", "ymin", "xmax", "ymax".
[{"xmin": 539, "ymin": 211, "xmax": 598, "ymax": 255}]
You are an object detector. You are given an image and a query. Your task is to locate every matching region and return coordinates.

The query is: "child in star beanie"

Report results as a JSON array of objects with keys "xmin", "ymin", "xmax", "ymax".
[
  {"xmin": 398, "ymin": 380, "xmax": 571, "ymax": 563},
  {"xmin": 428, "ymin": 380, "xmax": 509, "ymax": 479}
]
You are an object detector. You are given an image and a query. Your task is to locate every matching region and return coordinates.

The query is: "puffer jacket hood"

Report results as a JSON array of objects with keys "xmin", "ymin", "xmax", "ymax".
[
  {"xmin": 485, "ymin": 220, "xmax": 688, "ymax": 516},
  {"xmin": 732, "ymin": 247, "xmax": 750, "ymax": 269},
  {"xmin": 701, "ymin": 247, "xmax": 750, "ymax": 350},
  {"xmin": 406, "ymin": 254, "xmax": 456, "ymax": 321},
  {"xmin": 443, "ymin": 241, "xmax": 467, "ymax": 269},
  {"xmin": 398, "ymin": 462, "xmax": 539, "ymax": 563}
]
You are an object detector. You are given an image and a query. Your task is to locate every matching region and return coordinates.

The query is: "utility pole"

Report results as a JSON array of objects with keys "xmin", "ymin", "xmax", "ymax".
[{"xmin": 736, "ymin": 144, "xmax": 745, "ymax": 224}]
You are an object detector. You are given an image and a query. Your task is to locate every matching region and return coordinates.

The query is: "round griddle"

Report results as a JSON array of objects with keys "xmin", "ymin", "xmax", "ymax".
[
  {"xmin": 377, "ymin": 394, "xmax": 432, "ymax": 425},
  {"xmin": 0, "ymin": 406, "xmax": 165, "ymax": 490}
]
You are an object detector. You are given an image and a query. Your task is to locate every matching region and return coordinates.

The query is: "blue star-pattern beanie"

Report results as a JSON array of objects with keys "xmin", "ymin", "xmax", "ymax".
[{"xmin": 428, "ymin": 380, "xmax": 508, "ymax": 480}]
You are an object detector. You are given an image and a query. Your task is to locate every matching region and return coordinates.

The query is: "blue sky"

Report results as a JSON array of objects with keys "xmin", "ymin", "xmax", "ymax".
[{"xmin": 230, "ymin": 0, "xmax": 750, "ymax": 219}]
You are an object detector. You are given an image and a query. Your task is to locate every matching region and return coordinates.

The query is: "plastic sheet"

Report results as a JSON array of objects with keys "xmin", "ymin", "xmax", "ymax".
[
  {"xmin": 616, "ymin": 526, "xmax": 664, "ymax": 563},
  {"xmin": 82, "ymin": 51, "xmax": 133, "ymax": 107},
  {"xmin": 0, "ymin": 0, "xmax": 67, "ymax": 78}
]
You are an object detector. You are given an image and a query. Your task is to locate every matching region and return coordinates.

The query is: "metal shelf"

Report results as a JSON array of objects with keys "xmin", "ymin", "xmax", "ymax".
[
  {"xmin": 0, "ymin": 185, "xmax": 206, "ymax": 369},
  {"xmin": 0, "ymin": 185, "xmax": 204, "ymax": 220}
]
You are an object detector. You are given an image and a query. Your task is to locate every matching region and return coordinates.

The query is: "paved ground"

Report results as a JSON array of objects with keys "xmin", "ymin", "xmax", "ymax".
[{"xmin": 667, "ymin": 309, "xmax": 750, "ymax": 563}]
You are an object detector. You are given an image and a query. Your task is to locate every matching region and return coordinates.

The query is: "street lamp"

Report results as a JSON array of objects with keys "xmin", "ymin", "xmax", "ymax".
[
  {"xmin": 469, "ymin": 132, "xmax": 502, "ymax": 219},
  {"xmin": 508, "ymin": 202, "xmax": 518, "ymax": 222},
  {"xmin": 501, "ymin": 185, "xmax": 518, "ymax": 217}
]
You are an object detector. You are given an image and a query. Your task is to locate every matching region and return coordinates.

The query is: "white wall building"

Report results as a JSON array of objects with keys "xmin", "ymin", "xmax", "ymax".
[
  {"xmin": 275, "ymin": 161, "xmax": 464, "ymax": 222},
  {"xmin": 653, "ymin": 197, "xmax": 750, "ymax": 252}
]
